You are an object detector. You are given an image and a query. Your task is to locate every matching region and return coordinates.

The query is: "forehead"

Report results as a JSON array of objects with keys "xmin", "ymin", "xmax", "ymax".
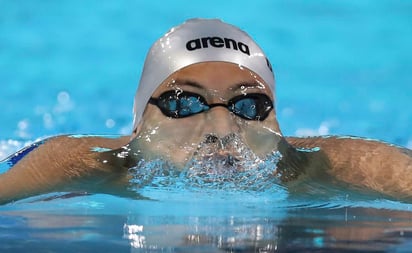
[{"xmin": 155, "ymin": 62, "xmax": 272, "ymax": 94}]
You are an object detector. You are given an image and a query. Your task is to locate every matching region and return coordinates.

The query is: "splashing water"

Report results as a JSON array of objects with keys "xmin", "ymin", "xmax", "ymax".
[{"xmin": 129, "ymin": 133, "xmax": 283, "ymax": 192}]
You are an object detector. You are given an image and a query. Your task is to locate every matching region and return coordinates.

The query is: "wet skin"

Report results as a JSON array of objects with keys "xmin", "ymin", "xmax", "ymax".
[
  {"xmin": 130, "ymin": 62, "xmax": 282, "ymax": 166},
  {"xmin": 0, "ymin": 62, "xmax": 411, "ymax": 204}
]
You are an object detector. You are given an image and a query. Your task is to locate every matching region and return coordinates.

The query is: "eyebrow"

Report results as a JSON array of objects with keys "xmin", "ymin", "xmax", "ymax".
[
  {"xmin": 173, "ymin": 79, "xmax": 263, "ymax": 91},
  {"xmin": 173, "ymin": 79, "xmax": 204, "ymax": 89}
]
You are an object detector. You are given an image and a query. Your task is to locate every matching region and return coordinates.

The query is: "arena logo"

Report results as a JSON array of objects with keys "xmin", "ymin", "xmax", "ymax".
[{"xmin": 186, "ymin": 36, "xmax": 250, "ymax": 56}]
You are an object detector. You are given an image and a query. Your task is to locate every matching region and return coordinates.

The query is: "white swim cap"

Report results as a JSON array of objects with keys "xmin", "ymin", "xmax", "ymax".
[{"xmin": 133, "ymin": 18, "xmax": 274, "ymax": 131}]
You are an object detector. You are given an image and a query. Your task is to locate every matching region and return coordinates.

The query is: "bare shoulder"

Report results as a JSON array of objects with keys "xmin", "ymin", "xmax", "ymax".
[
  {"xmin": 0, "ymin": 135, "xmax": 131, "ymax": 204},
  {"xmin": 286, "ymin": 135, "xmax": 412, "ymax": 198},
  {"xmin": 6, "ymin": 134, "xmax": 131, "ymax": 170},
  {"xmin": 44, "ymin": 134, "xmax": 131, "ymax": 151},
  {"xmin": 286, "ymin": 135, "xmax": 412, "ymax": 158}
]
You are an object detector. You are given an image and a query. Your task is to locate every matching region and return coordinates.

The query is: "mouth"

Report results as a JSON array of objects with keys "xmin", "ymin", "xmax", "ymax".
[
  {"xmin": 201, "ymin": 151, "xmax": 240, "ymax": 166},
  {"xmin": 187, "ymin": 133, "xmax": 258, "ymax": 175},
  {"xmin": 192, "ymin": 152, "xmax": 242, "ymax": 175}
]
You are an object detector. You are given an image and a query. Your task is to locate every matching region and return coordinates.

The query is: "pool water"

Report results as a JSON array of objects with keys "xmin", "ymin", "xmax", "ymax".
[
  {"xmin": 1, "ymin": 1, "xmax": 412, "ymax": 252},
  {"xmin": 1, "ymin": 189, "xmax": 412, "ymax": 252}
]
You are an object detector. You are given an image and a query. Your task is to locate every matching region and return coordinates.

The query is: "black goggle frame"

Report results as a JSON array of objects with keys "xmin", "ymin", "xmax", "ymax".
[{"xmin": 148, "ymin": 90, "xmax": 273, "ymax": 121}]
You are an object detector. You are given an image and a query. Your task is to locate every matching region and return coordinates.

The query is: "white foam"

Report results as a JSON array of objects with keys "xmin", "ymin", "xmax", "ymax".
[{"xmin": 129, "ymin": 133, "xmax": 283, "ymax": 193}]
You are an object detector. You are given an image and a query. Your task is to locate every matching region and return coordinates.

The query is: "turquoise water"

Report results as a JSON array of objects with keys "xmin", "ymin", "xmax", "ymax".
[{"xmin": 1, "ymin": 1, "xmax": 412, "ymax": 252}]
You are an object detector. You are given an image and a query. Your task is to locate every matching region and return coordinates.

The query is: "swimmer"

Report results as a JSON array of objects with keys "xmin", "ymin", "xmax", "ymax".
[{"xmin": 0, "ymin": 18, "xmax": 411, "ymax": 204}]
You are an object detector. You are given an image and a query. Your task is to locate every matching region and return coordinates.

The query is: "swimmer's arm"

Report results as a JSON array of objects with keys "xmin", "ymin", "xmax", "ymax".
[
  {"xmin": 286, "ymin": 136, "xmax": 412, "ymax": 198},
  {"xmin": 0, "ymin": 135, "xmax": 131, "ymax": 204}
]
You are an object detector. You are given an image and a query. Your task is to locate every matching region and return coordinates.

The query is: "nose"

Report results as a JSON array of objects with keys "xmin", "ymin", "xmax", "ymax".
[{"xmin": 203, "ymin": 106, "xmax": 240, "ymax": 137}]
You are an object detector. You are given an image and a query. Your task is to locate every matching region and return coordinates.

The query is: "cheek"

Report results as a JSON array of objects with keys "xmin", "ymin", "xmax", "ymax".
[
  {"xmin": 156, "ymin": 119, "xmax": 201, "ymax": 145},
  {"xmin": 137, "ymin": 112, "xmax": 206, "ymax": 163},
  {"xmin": 240, "ymin": 113, "xmax": 281, "ymax": 156}
]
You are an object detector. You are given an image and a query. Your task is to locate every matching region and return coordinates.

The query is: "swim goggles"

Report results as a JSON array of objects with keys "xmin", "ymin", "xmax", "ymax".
[{"xmin": 148, "ymin": 90, "xmax": 273, "ymax": 120}]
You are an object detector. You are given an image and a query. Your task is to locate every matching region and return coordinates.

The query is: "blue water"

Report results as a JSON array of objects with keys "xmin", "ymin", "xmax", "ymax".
[{"xmin": 1, "ymin": 0, "xmax": 412, "ymax": 252}]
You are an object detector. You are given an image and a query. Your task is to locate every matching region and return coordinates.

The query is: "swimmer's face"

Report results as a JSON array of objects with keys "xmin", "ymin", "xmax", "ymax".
[{"xmin": 132, "ymin": 62, "xmax": 282, "ymax": 167}]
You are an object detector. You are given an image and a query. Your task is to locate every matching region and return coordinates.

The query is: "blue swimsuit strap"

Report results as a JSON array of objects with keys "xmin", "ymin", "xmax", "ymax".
[{"xmin": 7, "ymin": 140, "xmax": 45, "ymax": 167}]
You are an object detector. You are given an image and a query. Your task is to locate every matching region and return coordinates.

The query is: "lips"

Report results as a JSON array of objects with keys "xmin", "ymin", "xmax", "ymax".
[
  {"xmin": 192, "ymin": 153, "xmax": 242, "ymax": 175},
  {"xmin": 187, "ymin": 133, "xmax": 259, "ymax": 176}
]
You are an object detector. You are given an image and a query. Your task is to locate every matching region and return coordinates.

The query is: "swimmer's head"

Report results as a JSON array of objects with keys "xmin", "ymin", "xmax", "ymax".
[{"xmin": 133, "ymin": 18, "xmax": 275, "ymax": 133}]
